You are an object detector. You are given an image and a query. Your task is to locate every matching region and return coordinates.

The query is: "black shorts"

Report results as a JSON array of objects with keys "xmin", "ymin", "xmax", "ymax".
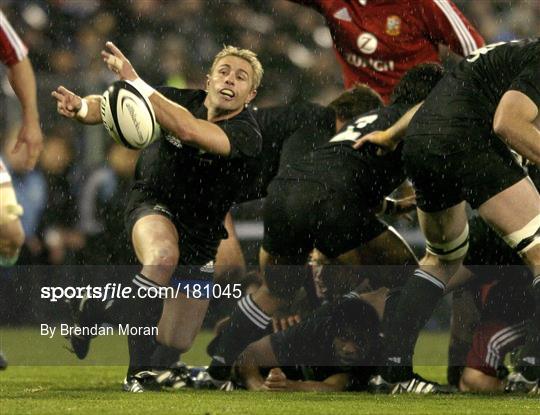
[
  {"xmin": 262, "ymin": 179, "xmax": 388, "ymax": 258},
  {"xmin": 403, "ymin": 132, "xmax": 526, "ymax": 212},
  {"xmin": 125, "ymin": 189, "xmax": 224, "ymax": 268}
]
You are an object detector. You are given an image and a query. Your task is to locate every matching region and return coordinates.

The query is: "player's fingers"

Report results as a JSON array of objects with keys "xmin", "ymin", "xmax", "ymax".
[
  {"xmin": 105, "ymin": 41, "xmax": 127, "ymax": 59},
  {"xmin": 56, "ymin": 86, "xmax": 73, "ymax": 97},
  {"xmin": 272, "ymin": 318, "xmax": 279, "ymax": 333},
  {"xmin": 268, "ymin": 368, "xmax": 283, "ymax": 377},
  {"xmin": 101, "ymin": 51, "xmax": 120, "ymax": 68},
  {"xmin": 11, "ymin": 137, "xmax": 22, "ymax": 154},
  {"xmin": 352, "ymin": 137, "xmax": 367, "ymax": 149},
  {"xmin": 51, "ymin": 91, "xmax": 64, "ymax": 104},
  {"xmin": 25, "ymin": 148, "xmax": 40, "ymax": 170},
  {"xmin": 280, "ymin": 318, "xmax": 288, "ymax": 330},
  {"xmin": 287, "ymin": 316, "xmax": 297, "ymax": 327}
]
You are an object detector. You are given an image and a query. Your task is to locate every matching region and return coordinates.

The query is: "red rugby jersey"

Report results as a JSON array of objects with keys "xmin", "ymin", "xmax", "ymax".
[
  {"xmin": 292, "ymin": 0, "xmax": 485, "ymax": 102},
  {"xmin": 0, "ymin": 10, "xmax": 28, "ymax": 66}
]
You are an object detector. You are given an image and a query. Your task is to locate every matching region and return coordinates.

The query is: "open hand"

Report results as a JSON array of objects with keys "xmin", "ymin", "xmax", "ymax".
[
  {"xmin": 353, "ymin": 130, "xmax": 398, "ymax": 155},
  {"xmin": 51, "ymin": 86, "xmax": 82, "ymax": 119},
  {"xmin": 101, "ymin": 41, "xmax": 138, "ymax": 81},
  {"xmin": 12, "ymin": 118, "xmax": 43, "ymax": 171}
]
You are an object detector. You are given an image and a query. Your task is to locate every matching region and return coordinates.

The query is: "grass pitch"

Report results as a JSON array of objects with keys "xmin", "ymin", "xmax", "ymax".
[{"xmin": 1, "ymin": 328, "xmax": 538, "ymax": 414}]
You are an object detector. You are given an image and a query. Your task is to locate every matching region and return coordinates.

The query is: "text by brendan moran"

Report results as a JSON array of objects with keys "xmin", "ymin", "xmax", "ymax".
[{"xmin": 40, "ymin": 324, "xmax": 158, "ymax": 338}]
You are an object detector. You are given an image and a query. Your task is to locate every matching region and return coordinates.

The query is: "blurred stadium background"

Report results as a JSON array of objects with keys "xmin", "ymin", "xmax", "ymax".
[{"xmin": 0, "ymin": 0, "xmax": 540, "ymax": 328}]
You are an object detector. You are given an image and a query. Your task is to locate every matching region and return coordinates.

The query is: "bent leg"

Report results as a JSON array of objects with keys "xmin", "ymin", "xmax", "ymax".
[
  {"xmin": 382, "ymin": 203, "xmax": 469, "ymax": 382},
  {"xmin": 214, "ymin": 211, "xmax": 246, "ymax": 282},
  {"xmin": 479, "ymin": 177, "xmax": 540, "ymax": 381},
  {"xmin": 157, "ymin": 293, "xmax": 210, "ymax": 352},
  {"xmin": 132, "ymin": 214, "xmax": 179, "ymax": 286}
]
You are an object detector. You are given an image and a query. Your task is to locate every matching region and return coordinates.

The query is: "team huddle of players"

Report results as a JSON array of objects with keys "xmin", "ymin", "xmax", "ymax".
[{"xmin": 2, "ymin": 1, "xmax": 540, "ymax": 395}]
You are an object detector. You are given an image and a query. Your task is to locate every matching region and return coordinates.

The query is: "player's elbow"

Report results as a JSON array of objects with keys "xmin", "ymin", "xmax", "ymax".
[
  {"xmin": 492, "ymin": 112, "xmax": 515, "ymax": 140},
  {"xmin": 172, "ymin": 121, "xmax": 198, "ymax": 145}
]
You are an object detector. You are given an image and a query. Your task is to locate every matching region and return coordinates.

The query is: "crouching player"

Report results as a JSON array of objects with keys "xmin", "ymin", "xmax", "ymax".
[{"xmin": 448, "ymin": 216, "xmax": 536, "ymax": 393}]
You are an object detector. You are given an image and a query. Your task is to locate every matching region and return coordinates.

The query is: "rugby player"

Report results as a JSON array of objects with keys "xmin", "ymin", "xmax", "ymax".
[
  {"xmin": 235, "ymin": 295, "xmax": 382, "ymax": 392},
  {"xmin": 208, "ymin": 64, "xmax": 445, "ymax": 378},
  {"xmin": 289, "ymin": 0, "xmax": 484, "ymax": 102},
  {"xmin": 361, "ymin": 39, "xmax": 540, "ymax": 393},
  {"xmin": 52, "ymin": 42, "xmax": 263, "ymax": 392},
  {"xmin": 0, "ymin": 10, "xmax": 43, "ymax": 369}
]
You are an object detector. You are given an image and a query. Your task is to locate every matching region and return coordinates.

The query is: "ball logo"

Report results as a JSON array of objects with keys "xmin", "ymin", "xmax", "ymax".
[
  {"xmin": 120, "ymin": 95, "xmax": 144, "ymax": 145},
  {"xmin": 101, "ymin": 81, "xmax": 160, "ymax": 149},
  {"xmin": 356, "ymin": 32, "xmax": 377, "ymax": 55}
]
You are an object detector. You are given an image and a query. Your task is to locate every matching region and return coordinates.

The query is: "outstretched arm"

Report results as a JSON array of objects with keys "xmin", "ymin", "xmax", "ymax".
[
  {"xmin": 51, "ymin": 86, "xmax": 102, "ymax": 125},
  {"xmin": 236, "ymin": 337, "xmax": 279, "ymax": 391},
  {"xmin": 101, "ymin": 41, "xmax": 233, "ymax": 156},
  {"xmin": 8, "ymin": 57, "xmax": 43, "ymax": 170},
  {"xmin": 353, "ymin": 103, "xmax": 422, "ymax": 153},
  {"xmin": 236, "ymin": 337, "xmax": 349, "ymax": 392}
]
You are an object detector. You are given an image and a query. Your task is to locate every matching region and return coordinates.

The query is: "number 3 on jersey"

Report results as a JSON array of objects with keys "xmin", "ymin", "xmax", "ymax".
[{"xmin": 329, "ymin": 114, "xmax": 379, "ymax": 143}]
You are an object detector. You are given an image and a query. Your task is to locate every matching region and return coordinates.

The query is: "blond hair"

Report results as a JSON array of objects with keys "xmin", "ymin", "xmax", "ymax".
[{"xmin": 210, "ymin": 45, "xmax": 263, "ymax": 90}]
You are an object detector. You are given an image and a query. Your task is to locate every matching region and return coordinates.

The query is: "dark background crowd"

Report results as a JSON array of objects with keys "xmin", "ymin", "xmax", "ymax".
[{"xmin": 0, "ymin": 0, "xmax": 539, "ymax": 323}]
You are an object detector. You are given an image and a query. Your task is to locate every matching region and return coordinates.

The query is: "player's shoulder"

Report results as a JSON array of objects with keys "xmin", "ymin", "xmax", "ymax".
[
  {"xmin": 253, "ymin": 100, "xmax": 326, "ymax": 118},
  {"xmin": 155, "ymin": 87, "xmax": 206, "ymax": 107},
  {"xmin": 353, "ymin": 103, "xmax": 405, "ymax": 126},
  {"xmin": 253, "ymin": 100, "xmax": 330, "ymax": 131}
]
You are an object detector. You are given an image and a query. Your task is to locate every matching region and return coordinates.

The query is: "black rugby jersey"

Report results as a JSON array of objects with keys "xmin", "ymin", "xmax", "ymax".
[
  {"xmin": 235, "ymin": 102, "xmax": 335, "ymax": 203},
  {"xmin": 132, "ymin": 88, "xmax": 261, "ymax": 232},
  {"xmin": 407, "ymin": 38, "xmax": 540, "ymax": 151},
  {"xmin": 276, "ymin": 104, "xmax": 410, "ymax": 208}
]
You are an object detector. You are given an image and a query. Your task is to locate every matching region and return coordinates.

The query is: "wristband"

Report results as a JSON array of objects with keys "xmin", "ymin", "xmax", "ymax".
[
  {"xmin": 128, "ymin": 78, "xmax": 155, "ymax": 98},
  {"xmin": 76, "ymin": 98, "xmax": 88, "ymax": 119}
]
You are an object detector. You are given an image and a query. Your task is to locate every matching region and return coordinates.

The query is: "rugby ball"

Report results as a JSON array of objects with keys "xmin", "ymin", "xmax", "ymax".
[{"xmin": 100, "ymin": 80, "xmax": 160, "ymax": 149}]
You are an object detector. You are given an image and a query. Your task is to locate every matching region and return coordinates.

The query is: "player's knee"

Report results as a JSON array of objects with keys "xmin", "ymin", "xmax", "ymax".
[
  {"xmin": 502, "ymin": 214, "xmax": 540, "ymax": 258},
  {"xmin": 425, "ymin": 223, "xmax": 469, "ymax": 263},
  {"xmin": 0, "ymin": 221, "xmax": 24, "ymax": 266},
  {"xmin": 159, "ymin": 330, "xmax": 195, "ymax": 353},
  {"xmin": 144, "ymin": 241, "xmax": 179, "ymax": 268}
]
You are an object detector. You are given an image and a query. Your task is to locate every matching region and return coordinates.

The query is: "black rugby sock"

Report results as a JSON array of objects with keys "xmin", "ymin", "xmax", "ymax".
[
  {"xmin": 382, "ymin": 269, "xmax": 445, "ymax": 382},
  {"xmin": 151, "ymin": 344, "xmax": 181, "ymax": 370},
  {"xmin": 381, "ymin": 287, "xmax": 401, "ymax": 338},
  {"xmin": 208, "ymin": 294, "xmax": 272, "ymax": 379},
  {"xmin": 517, "ymin": 276, "xmax": 540, "ymax": 380},
  {"xmin": 101, "ymin": 273, "xmax": 165, "ymax": 377}
]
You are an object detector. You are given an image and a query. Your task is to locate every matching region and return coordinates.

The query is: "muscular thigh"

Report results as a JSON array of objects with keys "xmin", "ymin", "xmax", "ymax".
[
  {"xmin": 314, "ymin": 193, "xmax": 388, "ymax": 259},
  {"xmin": 478, "ymin": 177, "xmax": 540, "ymax": 237},
  {"xmin": 262, "ymin": 180, "xmax": 323, "ymax": 258}
]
